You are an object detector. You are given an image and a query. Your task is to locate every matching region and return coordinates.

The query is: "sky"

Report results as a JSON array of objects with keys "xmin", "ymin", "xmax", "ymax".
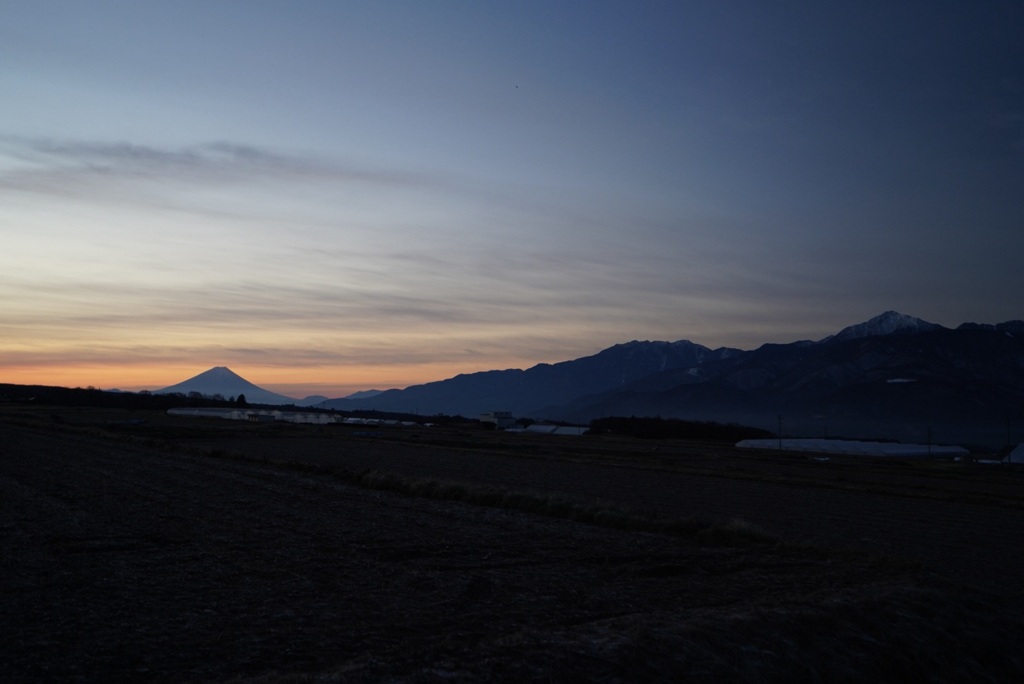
[{"xmin": 1, "ymin": 1, "xmax": 1022, "ymax": 398}]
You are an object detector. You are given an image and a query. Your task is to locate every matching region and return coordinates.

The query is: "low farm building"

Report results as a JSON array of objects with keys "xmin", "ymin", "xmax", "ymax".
[
  {"xmin": 480, "ymin": 411, "xmax": 517, "ymax": 429},
  {"xmin": 167, "ymin": 407, "xmax": 421, "ymax": 427},
  {"xmin": 168, "ymin": 407, "xmax": 337, "ymax": 425}
]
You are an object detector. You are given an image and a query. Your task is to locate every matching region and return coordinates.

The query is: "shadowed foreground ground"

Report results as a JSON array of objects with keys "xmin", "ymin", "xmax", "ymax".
[{"xmin": 2, "ymin": 414, "xmax": 1024, "ymax": 682}]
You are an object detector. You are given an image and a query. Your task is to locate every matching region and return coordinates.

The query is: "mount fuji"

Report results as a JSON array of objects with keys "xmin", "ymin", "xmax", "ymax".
[{"xmin": 154, "ymin": 367, "xmax": 298, "ymax": 406}]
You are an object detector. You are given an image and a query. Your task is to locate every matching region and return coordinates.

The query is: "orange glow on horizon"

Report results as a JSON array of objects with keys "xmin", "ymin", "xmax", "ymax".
[{"xmin": 0, "ymin": 358, "xmax": 531, "ymax": 399}]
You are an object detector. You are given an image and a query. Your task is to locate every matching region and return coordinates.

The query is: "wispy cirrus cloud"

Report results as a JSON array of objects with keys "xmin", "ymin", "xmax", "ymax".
[{"xmin": 0, "ymin": 136, "xmax": 433, "ymax": 196}]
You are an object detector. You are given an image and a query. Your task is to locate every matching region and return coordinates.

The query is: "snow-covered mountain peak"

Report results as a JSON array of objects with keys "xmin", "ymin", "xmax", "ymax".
[
  {"xmin": 827, "ymin": 311, "xmax": 943, "ymax": 343},
  {"xmin": 154, "ymin": 367, "xmax": 296, "ymax": 405},
  {"xmin": 204, "ymin": 366, "xmax": 242, "ymax": 379}
]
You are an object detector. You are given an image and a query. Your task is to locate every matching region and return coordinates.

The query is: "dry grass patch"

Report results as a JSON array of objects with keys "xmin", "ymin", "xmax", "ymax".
[{"xmin": 348, "ymin": 468, "xmax": 777, "ymax": 546}]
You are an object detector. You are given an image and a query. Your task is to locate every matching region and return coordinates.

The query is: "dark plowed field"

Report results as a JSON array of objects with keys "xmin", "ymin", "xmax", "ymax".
[{"xmin": 3, "ymin": 409, "xmax": 1024, "ymax": 682}]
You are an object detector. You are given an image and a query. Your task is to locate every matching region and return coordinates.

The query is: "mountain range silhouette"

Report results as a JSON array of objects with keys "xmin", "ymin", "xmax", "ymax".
[{"xmin": 156, "ymin": 312, "xmax": 1024, "ymax": 447}]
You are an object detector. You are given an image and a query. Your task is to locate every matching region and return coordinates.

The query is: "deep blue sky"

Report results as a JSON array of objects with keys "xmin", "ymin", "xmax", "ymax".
[{"xmin": 1, "ymin": 1, "xmax": 1022, "ymax": 395}]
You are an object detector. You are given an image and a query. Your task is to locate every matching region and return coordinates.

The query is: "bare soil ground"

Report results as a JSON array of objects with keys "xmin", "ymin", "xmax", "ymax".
[{"xmin": 3, "ymin": 407, "xmax": 1024, "ymax": 682}]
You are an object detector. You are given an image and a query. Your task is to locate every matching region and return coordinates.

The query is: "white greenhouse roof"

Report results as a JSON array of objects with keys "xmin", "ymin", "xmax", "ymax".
[
  {"xmin": 735, "ymin": 438, "xmax": 968, "ymax": 457},
  {"xmin": 524, "ymin": 424, "xmax": 588, "ymax": 435}
]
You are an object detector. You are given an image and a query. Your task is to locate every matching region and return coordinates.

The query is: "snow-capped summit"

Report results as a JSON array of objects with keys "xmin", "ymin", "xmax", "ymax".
[
  {"xmin": 824, "ymin": 311, "xmax": 944, "ymax": 344},
  {"xmin": 154, "ymin": 366, "xmax": 296, "ymax": 405}
]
